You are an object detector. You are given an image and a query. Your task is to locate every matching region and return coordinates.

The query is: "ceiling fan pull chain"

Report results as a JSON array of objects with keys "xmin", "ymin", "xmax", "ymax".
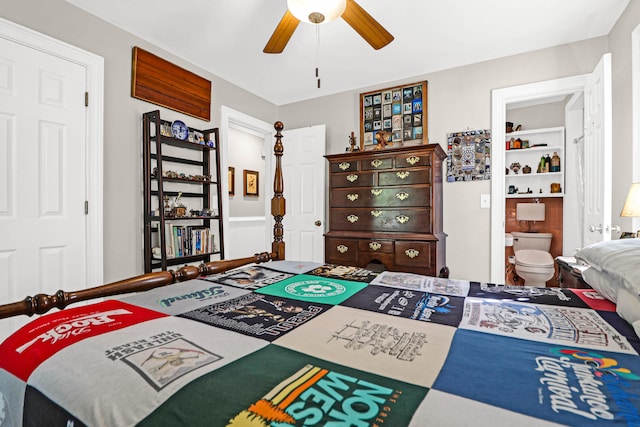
[{"xmin": 316, "ymin": 25, "xmax": 321, "ymax": 88}]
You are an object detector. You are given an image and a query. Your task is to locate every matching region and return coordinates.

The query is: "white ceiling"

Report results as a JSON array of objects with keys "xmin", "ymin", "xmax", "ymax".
[{"xmin": 65, "ymin": 0, "xmax": 629, "ymax": 106}]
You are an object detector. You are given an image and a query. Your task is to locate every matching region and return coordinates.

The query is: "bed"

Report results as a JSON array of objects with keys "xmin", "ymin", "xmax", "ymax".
[{"xmin": 1, "ymin": 122, "xmax": 639, "ymax": 426}]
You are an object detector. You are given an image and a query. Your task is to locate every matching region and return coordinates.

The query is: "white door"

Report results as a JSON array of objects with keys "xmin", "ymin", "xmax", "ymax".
[
  {"xmin": 281, "ymin": 125, "xmax": 326, "ymax": 262},
  {"xmin": 583, "ymin": 53, "xmax": 613, "ymax": 246},
  {"xmin": 0, "ymin": 37, "xmax": 88, "ymax": 339}
]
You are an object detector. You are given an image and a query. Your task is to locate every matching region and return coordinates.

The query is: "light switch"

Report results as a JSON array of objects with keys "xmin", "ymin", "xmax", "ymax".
[{"xmin": 481, "ymin": 194, "xmax": 491, "ymax": 208}]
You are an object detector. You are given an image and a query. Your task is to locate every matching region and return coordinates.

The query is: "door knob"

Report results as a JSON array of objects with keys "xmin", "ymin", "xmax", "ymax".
[
  {"xmin": 589, "ymin": 224, "xmax": 603, "ymax": 233},
  {"xmin": 314, "ymin": 220, "xmax": 322, "ymax": 226}
]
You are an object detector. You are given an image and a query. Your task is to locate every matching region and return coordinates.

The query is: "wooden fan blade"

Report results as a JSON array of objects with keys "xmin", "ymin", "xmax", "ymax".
[
  {"xmin": 264, "ymin": 10, "xmax": 300, "ymax": 54},
  {"xmin": 342, "ymin": 0, "xmax": 394, "ymax": 50}
]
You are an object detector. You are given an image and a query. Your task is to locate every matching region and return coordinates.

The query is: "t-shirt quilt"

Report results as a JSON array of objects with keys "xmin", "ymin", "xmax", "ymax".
[{"xmin": 2, "ymin": 267, "xmax": 640, "ymax": 427}]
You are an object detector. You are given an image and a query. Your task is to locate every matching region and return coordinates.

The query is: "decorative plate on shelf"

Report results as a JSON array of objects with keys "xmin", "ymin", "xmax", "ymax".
[{"xmin": 171, "ymin": 120, "xmax": 189, "ymax": 140}]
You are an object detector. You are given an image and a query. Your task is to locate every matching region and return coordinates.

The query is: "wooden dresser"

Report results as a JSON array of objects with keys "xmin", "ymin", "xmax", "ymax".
[{"xmin": 324, "ymin": 144, "xmax": 448, "ymax": 277}]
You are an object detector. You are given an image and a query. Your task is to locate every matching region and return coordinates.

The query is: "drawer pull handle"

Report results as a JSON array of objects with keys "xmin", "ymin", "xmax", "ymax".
[
  {"xmin": 347, "ymin": 174, "xmax": 358, "ymax": 183},
  {"xmin": 337, "ymin": 245, "xmax": 349, "ymax": 253},
  {"xmin": 369, "ymin": 242, "xmax": 382, "ymax": 251},
  {"xmin": 346, "ymin": 194, "xmax": 359, "ymax": 202},
  {"xmin": 371, "ymin": 159, "xmax": 383, "ymax": 168},
  {"xmin": 406, "ymin": 156, "xmax": 420, "ymax": 165},
  {"xmin": 371, "ymin": 188, "xmax": 383, "ymax": 196},
  {"xmin": 370, "ymin": 210, "xmax": 382, "ymax": 217},
  {"xmin": 405, "ymin": 249, "xmax": 420, "ymax": 259},
  {"xmin": 339, "ymin": 162, "xmax": 351, "ymax": 170},
  {"xmin": 396, "ymin": 171, "xmax": 410, "ymax": 179},
  {"xmin": 396, "ymin": 215, "xmax": 410, "ymax": 224},
  {"xmin": 396, "ymin": 191, "xmax": 409, "ymax": 201},
  {"xmin": 347, "ymin": 214, "xmax": 359, "ymax": 223}
]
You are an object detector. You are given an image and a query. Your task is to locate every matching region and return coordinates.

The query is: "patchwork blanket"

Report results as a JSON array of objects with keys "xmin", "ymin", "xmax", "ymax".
[{"xmin": 1, "ymin": 261, "xmax": 639, "ymax": 426}]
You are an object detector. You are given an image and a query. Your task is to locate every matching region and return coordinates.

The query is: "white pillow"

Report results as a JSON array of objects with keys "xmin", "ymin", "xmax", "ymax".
[
  {"xmin": 575, "ymin": 239, "xmax": 640, "ymax": 297},
  {"xmin": 581, "ymin": 267, "xmax": 619, "ymax": 303},
  {"xmin": 616, "ymin": 286, "xmax": 640, "ymax": 326}
]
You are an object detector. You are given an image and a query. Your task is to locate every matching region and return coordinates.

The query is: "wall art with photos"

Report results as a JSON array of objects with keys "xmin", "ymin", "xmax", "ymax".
[
  {"xmin": 446, "ymin": 129, "xmax": 491, "ymax": 182},
  {"xmin": 360, "ymin": 81, "xmax": 427, "ymax": 150},
  {"xmin": 243, "ymin": 170, "xmax": 259, "ymax": 197}
]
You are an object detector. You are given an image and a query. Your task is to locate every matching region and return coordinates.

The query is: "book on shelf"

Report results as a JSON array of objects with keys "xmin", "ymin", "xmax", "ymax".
[{"xmin": 159, "ymin": 224, "xmax": 214, "ymax": 258}]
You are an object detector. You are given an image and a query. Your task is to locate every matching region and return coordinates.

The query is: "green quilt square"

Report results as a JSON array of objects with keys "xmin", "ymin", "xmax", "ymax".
[{"xmin": 255, "ymin": 274, "xmax": 367, "ymax": 305}]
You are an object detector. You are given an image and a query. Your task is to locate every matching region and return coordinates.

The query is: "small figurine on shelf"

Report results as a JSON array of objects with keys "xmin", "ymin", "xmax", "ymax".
[
  {"xmin": 173, "ymin": 192, "xmax": 187, "ymax": 217},
  {"xmin": 347, "ymin": 132, "xmax": 359, "ymax": 152},
  {"xmin": 163, "ymin": 195, "xmax": 172, "ymax": 217}
]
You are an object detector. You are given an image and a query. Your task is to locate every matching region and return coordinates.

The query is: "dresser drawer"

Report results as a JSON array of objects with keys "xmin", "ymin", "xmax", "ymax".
[
  {"xmin": 329, "ymin": 160, "xmax": 358, "ymax": 173},
  {"xmin": 357, "ymin": 239, "xmax": 394, "ymax": 253},
  {"xmin": 395, "ymin": 153, "xmax": 431, "ymax": 168},
  {"xmin": 395, "ymin": 241, "xmax": 434, "ymax": 268},
  {"xmin": 361, "ymin": 157, "xmax": 393, "ymax": 171},
  {"xmin": 357, "ymin": 252, "xmax": 395, "ymax": 269},
  {"xmin": 330, "ymin": 208, "xmax": 432, "ymax": 233},
  {"xmin": 329, "ymin": 171, "xmax": 375, "ymax": 188},
  {"xmin": 325, "ymin": 237, "xmax": 358, "ymax": 263},
  {"xmin": 331, "ymin": 185, "xmax": 431, "ymax": 208},
  {"xmin": 378, "ymin": 169, "xmax": 431, "ymax": 186}
]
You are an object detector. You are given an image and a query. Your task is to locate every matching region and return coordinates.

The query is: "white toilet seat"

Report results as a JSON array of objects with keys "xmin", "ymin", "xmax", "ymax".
[{"xmin": 514, "ymin": 249, "xmax": 554, "ymax": 268}]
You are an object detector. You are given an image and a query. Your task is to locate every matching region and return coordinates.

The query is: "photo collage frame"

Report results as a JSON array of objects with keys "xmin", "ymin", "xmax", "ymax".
[{"xmin": 360, "ymin": 81, "xmax": 427, "ymax": 150}]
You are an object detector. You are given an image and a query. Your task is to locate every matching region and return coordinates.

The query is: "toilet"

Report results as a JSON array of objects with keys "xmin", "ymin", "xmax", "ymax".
[
  {"xmin": 510, "ymin": 231, "xmax": 555, "ymax": 287},
  {"xmin": 505, "ymin": 202, "xmax": 554, "ymax": 287}
]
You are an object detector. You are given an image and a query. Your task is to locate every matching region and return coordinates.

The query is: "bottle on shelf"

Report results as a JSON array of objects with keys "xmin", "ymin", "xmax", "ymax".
[
  {"xmin": 544, "ymin": 154, "xmax": 551, "ymax": 173},
  {"xmin": 538, "ymin": 155, "xmax": 546, "ymax": 173},
  {"xmin": 551, "ymin": 152, "xmax": 561, "ymax": 172}
]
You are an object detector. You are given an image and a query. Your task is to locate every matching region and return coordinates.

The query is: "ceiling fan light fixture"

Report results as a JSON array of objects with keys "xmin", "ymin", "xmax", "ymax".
[{"xmin": 287, "ymin": 0, "xmax": 347, "ymax": 24}]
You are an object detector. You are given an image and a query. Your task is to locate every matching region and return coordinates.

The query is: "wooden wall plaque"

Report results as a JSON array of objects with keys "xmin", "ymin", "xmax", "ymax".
[{"xmin": 132, "ymin": 46, "xmax": 211, "ymax": 121}]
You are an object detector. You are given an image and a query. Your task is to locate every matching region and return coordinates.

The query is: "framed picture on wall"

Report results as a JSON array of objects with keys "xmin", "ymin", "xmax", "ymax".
[
  {"xmin": 228, "ymin": 167, "xmax": 235, "ymax": 195},
  {"xmin": 359, "ymin": 81, "xmax": 428, "ymax": 151},
  {"xmin": 243, "ymin": 169, "xmax": 259, "ymax": 196}
]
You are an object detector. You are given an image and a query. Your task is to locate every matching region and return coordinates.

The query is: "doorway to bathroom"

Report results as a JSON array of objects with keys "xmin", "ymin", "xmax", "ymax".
[{"xmin": 490, "ymin": 54, "xmax": 613, "ymax": 285}]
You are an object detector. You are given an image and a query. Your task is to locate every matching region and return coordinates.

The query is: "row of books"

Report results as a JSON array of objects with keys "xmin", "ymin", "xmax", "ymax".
[{"xmin": 163, "ymin": 223, "xmax": 214, "ymax": 258}]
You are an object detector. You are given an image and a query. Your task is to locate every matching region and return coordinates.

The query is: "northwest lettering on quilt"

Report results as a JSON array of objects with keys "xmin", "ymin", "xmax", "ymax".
[
  {"xmin": 158, "ymin": 285, "xmax": 228, "ymax": 307},
  {"xmin": 227, "ymin": 364, "xmax": 403, "ymax": 426},
  {"xmin": 536, "ymin": 348, "xmax": 640, "ymax": 423},
  {"xmin": 16, "ymin": 309, "xmax": 133, "ymax": 353}
]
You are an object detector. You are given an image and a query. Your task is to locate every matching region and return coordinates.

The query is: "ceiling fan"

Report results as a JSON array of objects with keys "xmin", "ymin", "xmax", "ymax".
[{"xmin": 264, "ymin": 0, "xmax": 394, "ymax": 54}]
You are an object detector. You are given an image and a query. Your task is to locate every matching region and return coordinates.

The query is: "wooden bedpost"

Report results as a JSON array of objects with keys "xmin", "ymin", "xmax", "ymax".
[{"xmin": 271, "ymin": 121, "xmax": 286, "ymax": 261}]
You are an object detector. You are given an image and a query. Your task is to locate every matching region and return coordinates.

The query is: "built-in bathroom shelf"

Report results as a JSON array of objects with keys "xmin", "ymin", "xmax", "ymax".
[{"xmin": 505, "ymin": 126, "xmax": 565, "ymax": 198}]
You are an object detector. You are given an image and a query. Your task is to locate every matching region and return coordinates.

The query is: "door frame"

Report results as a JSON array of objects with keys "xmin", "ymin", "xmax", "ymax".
[
  {"xmin": 220, "ymin": 106, "xmax": 274, "ymax": 256},
  {"xmin": 490, "ymin": 74, "xmax": 588, "ymax": 284},
  {"xmin": 0, "ymin": 17, "xmax": 104, "ymax": 288}
]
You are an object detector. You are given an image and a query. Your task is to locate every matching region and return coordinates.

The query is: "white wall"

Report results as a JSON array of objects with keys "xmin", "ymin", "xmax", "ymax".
[{"xmin": 228, "ymin": 127, "xmax": 266, "ymax": 217}]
